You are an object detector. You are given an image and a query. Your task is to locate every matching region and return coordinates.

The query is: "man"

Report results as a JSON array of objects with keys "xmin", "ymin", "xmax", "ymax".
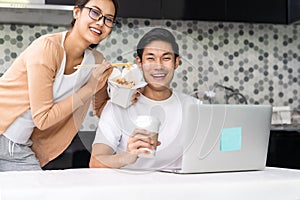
[{"xmin": 90, "ymin": 28, "xmax": 200, "ymax": 170}]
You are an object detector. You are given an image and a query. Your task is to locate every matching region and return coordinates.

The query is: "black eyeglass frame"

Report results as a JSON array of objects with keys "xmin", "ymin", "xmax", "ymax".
[{"xmin": 79, "ymin": 6, "xmax": 117, "ymax": 28}]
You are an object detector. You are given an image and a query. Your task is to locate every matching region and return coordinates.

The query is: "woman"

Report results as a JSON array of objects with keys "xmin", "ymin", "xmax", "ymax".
[{"xmin": 0, "ymin": 0, "xmax": 119, "ymax": 171}]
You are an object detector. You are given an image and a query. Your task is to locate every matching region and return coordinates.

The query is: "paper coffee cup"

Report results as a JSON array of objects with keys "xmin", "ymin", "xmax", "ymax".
[{"xmin": 135, "ymin": 115, "xmax": 160, "ymax": 158}]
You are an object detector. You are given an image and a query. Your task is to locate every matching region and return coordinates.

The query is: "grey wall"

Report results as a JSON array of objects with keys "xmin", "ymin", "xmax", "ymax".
[{"xmin": 0, "ymin": 18, "xmax": 299, "ymax": 131}]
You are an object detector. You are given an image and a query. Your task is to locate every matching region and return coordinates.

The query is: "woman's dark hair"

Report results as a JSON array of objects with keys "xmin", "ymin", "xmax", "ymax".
[
  {"xmin": 136, "ymin": 28, "xmax": 179, "ymax": 61},
  {"xmin": 71, "ymin": 0, "xmax": 119, "ymax": 49}
]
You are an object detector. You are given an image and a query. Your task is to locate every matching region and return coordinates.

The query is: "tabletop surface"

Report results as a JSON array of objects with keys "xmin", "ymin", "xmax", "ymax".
[{"xmin": 0, "ymin": 167, "xmax": 300, "ymax": 200}]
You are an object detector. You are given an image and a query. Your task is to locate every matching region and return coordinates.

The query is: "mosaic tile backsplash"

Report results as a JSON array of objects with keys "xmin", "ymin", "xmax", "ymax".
[{"xmin": 0, "ymin": 19, "xmax": 299, "ymax": 131}]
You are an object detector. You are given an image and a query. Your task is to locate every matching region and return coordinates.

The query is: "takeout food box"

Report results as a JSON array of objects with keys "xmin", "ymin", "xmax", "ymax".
[{"xmin": 108, "ymin": 64, "xmax": 147, "ymax": 108}]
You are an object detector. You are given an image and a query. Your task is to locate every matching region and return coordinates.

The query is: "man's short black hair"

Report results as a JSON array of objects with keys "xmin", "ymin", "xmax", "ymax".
[{"xmin": 136, "ymin": 28, "xmax": 179, "ymax": 60}]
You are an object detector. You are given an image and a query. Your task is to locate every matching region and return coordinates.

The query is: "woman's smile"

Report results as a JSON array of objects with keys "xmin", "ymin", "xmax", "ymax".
[{"xmin": 89, "ymin": 27, "xmax": 102, "ymax": 35}]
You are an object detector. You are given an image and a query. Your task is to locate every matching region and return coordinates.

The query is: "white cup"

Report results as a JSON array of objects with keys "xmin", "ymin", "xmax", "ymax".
[{"xmin": 135, "ymin": 115, "xmax": 160, "ymax": 158}]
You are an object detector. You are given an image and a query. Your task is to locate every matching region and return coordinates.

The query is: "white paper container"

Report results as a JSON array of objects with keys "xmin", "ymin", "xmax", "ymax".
[{"xmin": 108, "ymin": 65, "xmax": 147, "ymax": 108}]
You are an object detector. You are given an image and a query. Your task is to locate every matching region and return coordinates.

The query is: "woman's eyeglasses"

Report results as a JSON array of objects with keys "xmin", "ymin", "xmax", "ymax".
[{"xmin": 80, "ymin": 6, "xmax": 116, "ymax": 28}]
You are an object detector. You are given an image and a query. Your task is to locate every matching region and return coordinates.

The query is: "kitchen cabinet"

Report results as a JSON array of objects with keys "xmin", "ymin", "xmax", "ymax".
[
  {"xmin": 46, "ymin": 0, "xmax": 163, "ymax": 19},
  {"xmin": 118, "ymin": 0, "xmax": 162, "ymax": 19},
  {"xmin": 227, "ymin": 0, "xmax": 300, "ymax": 24},
  {"xmin": 267, "ymin": 127, "xmax": 300, "ymax": 169},
  {"xmin": 45, "ymin": 0, "xmax": 74, "ymax": 5},
  {"xmin": 133, "ymin": 0, "xmax": 300, "ymax": 24},
  {"xmin": 117, "ymin": 0, "xmax": 227, "ymax": 21},
  {"xmin": 1, "ymin": 0, "xmax": 299, "ymax": 24},
  {"xmin": 162, "ymin": 0, "xmax": 226, "ymax": 21},
  {"xmin": 227, "ymin": 0, "xmax": 285, "ymax": 23}
]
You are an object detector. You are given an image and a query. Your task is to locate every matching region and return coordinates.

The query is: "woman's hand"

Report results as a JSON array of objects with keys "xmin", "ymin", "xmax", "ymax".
[
  {"xmin": 92, "ymin": 60, "xmax": 112, "ymax": 79},
  {"xmin": 87, "ymin": 60, "xmax": 113, "ymax": 94}
]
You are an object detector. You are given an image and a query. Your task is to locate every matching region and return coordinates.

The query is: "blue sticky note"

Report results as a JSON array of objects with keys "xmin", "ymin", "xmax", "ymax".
[{"xmin": 220, "ymin": 127, "xmax": 242, "ymax": 152}]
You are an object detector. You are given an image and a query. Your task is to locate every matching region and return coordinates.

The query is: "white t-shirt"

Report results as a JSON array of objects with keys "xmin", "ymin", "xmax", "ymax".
[
  {"xmin": 93, "ymin": 90, "xmax": 201, "ymax": 170},
  {"xmin": 3, "ymin": 31, "xmax": 94, "ymax": 144}
]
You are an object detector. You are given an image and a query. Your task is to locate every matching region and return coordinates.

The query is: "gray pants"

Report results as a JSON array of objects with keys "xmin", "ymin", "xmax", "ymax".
[{"xmin": 0, "ymin": 135, "xmax": 42, "ymax": 171}]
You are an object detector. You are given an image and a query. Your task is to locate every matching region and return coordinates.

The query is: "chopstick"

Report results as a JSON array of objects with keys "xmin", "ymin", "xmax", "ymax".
[
  {"xmin": 112, "ymin": 62, "xmax": 133, "ymax": 69},
  {"xmin": 74, "ymin": 62, "xmax": 133, "ymax": 70}
]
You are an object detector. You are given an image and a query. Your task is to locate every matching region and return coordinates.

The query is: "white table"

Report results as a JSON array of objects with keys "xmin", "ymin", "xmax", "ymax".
[{"xmin": 0, "ymin": 167, "xmax": 300, "ymax": 200}]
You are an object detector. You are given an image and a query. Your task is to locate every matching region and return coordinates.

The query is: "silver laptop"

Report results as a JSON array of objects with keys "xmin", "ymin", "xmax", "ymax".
[{"xmin": 162, "ymin": 104, "xmax": 272, "ymax": 174}]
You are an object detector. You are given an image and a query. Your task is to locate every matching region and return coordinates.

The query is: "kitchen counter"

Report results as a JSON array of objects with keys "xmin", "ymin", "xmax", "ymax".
[
  {"xmin": 271, "ymin": 125, "xmax": 300, "ymax": 132},
  {"xmin": 0, "ymin": 167, "xmax": 299, "ymax": 200}
]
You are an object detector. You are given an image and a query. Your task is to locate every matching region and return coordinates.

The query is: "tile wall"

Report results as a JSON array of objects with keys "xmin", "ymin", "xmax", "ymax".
[{"xmin": 0, "ymin": 18, "xmax": 299, "ymax": 130}]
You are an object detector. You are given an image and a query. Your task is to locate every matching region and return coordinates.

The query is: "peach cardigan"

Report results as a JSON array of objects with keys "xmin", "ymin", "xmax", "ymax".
[{"xmin": 0, "ymin": 32, "xmax": 110, "ymax": 166}]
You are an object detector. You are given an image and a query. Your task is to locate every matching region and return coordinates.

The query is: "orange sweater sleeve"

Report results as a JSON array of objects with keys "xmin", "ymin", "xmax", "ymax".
[
  {"xmin": 92, "ymin": 82, "xmax": 110, "ymax": 118},
  {"xmin": 90, "ymin": 50, "xmax": 113, "ymax": 118}
]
